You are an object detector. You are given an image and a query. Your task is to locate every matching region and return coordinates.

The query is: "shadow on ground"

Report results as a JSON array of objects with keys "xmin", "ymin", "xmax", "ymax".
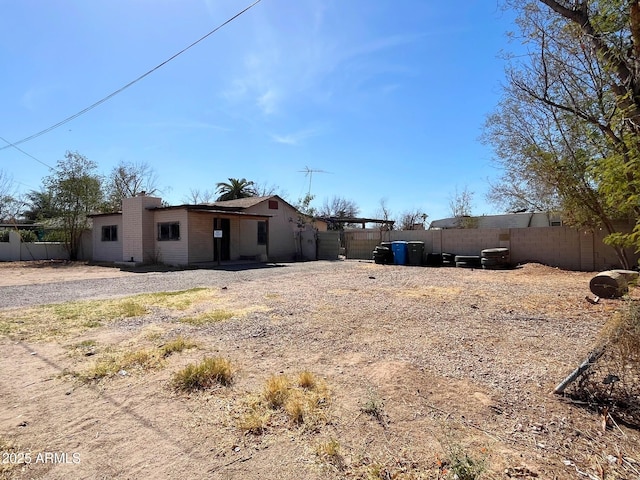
[{"xmin": 116, "ymin": 262, "xmax": 291, "ymax": 274}]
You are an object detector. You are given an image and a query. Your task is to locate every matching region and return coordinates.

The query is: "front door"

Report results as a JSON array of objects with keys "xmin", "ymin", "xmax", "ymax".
[{"xmin": 213, "ymin": 218, "xmax": 231, "ymax": 261}]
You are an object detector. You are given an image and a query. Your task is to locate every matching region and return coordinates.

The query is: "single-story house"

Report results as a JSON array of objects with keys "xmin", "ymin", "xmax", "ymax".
[{"xmin": 90, "ymin": 194, "xmax": 327, "ymax": 266}]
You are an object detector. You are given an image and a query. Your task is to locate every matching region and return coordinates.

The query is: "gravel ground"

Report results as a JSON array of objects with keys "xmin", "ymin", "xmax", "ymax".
[
  {"xmin": 2, "ymin": 259, "xmax": 638, "ymax": 479},
  {"xmin": 0, "ymin": 261, "xmax": 341, "ymax": 309}
]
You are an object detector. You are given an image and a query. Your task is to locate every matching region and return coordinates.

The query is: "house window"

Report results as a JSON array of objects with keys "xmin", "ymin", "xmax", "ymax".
[
  {"xmin": 101, "ymin": 225, "xmax": 118, "ymax": 242},
  {"xmin": 257, "ymin": 221, "xmax": 267, "ymax": 245},
  {"xmin": 158, "ymin": 222, "xmax": 180, "ymax": 241},
  {"xmin": 268, "ymin": 200, "xmax": 278, "ymax": 210}
]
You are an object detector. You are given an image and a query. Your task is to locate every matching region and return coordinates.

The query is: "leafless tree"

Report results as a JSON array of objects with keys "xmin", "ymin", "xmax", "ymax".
[
  {"xmin": 183, "ymin": 188, "xmax": 215, "ymax": 204},
  {"xmin": 105, "ymin": 161, "xmax": 159, "ymax": 210},
  {"xmin": 319, "ymin": 196, "xmax": 360, "ymax": 218},
  {"xmin": 398, "ymin": 209, "xmax": 428, "ymax": 230},
  {"xmin": 448, "ymin": 186, "xmax": 474, "ymax": 218},
  {"xmin": 0, "ymin": 170, "xmax": 22, "ymax": 221}
]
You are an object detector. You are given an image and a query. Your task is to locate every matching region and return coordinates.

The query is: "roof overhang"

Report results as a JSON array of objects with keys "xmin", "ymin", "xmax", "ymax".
[{"xmin": 189, "ymin": 208, "xmax": 272, "ymax": 221}]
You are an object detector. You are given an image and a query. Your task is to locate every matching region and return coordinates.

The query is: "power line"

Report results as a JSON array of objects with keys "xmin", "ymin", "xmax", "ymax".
[
  {"xmin": 0, "ymin": 0, "xmax": 262, "ymax": 152},
  {"xmin": 0, "ymin": 136, "xmax": 54, "ymax": 170}
]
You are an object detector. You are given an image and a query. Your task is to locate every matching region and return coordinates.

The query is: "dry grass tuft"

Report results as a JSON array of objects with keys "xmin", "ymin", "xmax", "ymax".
[
  {"xmin": 0, "ymin": 288, "xmax": 215, "ymax": 341},
  {"xmin": 172, "ymin": 357, "xmax": 234, "ymax": 392},
  {"xmin": 74, "ymin": 335, "xmax": 197, "ymax": 382},
  {"xmin": 181, "ymin": 309, "xmax": 236, "ymax": 325},
  {"xmin": 315, "ymin": 438, "xmax": 345, "ymax": 471},
  {"xmin": 297, "ymin": 370, "xmax": 317, "ymax": 389},
  {"xmin": 237, "ymin": 407, "xmax": 271, "ymax": 435},
  {"xmin": 136, "ymin": 288, "xmax": 213, "ymax": 310},
  {"xmin": 159, "ymin": 335, "xmax": 198, "ymax": 357},
  {"xmin": 81, "ymin": 348, "xmax": 163, "ymax": 381},
  {"xmin": 239, "ymin": 371, "xmax": 330, "ymax": 434},
  {"xmin": 263, "ymin": 374, "xmax": 291, "ymax": 408}
]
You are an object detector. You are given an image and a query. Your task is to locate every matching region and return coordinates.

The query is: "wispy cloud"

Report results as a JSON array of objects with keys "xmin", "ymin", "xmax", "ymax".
[
  {"xmin": 21, "ymin": 85, "xmax": 58, "ymax": 111},
  {"xmin": 257, "ymin": 89, "xmax": 279, "ymax": 116},
  {"xmin": 271, "ymin": 127, "xmax": 323, "ymax": 146},
  {"xmin": 220, "ymin": 4, "xmax": 428, "ymax": 117}
]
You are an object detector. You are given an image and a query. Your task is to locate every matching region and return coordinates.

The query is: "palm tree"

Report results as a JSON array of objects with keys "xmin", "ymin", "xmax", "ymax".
[{"xmin": 215, "ymin": 178, "xmax": 256, "ymax": 201}]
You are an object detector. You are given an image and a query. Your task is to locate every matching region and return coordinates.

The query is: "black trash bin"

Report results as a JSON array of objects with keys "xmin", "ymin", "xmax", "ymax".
[{"xmin": 407, "ymin": 241, "xmax": 424, "ymax": 266}]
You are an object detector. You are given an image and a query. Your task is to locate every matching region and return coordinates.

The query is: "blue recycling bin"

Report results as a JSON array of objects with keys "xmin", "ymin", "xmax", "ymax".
[{"xmin": 391, "ymin": 241, "xmax": 408, "ymax": 265}]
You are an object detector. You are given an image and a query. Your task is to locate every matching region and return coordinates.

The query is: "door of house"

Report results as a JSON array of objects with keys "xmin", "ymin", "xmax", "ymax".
[{"xmin": 213, "ymin": 218, "xmax": 231, "ymax": 261}]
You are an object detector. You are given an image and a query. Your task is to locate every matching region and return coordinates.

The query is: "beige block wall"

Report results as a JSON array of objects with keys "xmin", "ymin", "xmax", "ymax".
[
  {"xmin": 238, "ymin": 219, "xmax": 268, "ymax": 258},
  {"xmin": 154, "ymin": 209, "xmax": 189, "ymax": 266},
  {"xmin": 122, "ymin": 196, "xmax": 162, "ymax": 263},
  {"xmin": 91, "ymin": 215, "xmax": 123, "ymax": 262},
  {"xmin": 245, "ymin": 199, "xmax": 297, "ymax": 261},
  {"xmin": 344, "ymin": 226, "xmax": 638, "ymax": 271},
  {"xmin": 188, "ymin": 212, "xmax": 214, "ymax": 263},
  {"xmin": 509, "ymin": 227, "xmax": 580, "ymax": 269}
]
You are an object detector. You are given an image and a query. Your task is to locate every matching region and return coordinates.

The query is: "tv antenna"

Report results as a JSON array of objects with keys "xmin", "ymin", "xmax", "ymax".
[{"xmin": 298, "ymin": 166, "xmax": 331, "ymax": 195}]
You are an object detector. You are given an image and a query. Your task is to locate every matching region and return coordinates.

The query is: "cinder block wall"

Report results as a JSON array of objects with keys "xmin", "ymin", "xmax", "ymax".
[
  {"xmin": 122, "ymin": 195, "xmax": 162, "ymax": 263},
  {"xmin": 344, "ymin": 226, "xmax": 639, "ymax": 271}
]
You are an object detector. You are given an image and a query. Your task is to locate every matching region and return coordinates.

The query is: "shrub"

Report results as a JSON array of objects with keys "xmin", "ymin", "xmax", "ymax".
[
  {"xmin": 360, "ymin": 390, "xmax": 387, "ymax": 427},
  {"xmin": 0, "ymin": 230, "xmax": 9, "ymax": 242},
  {"xmin": 19, "ymin": 230, "xmax": 38, "ymax": 243},
  {"xmin": 40, "ymin": 229, "xmax": 66, "ymax": 242},
  {"xmin": 442, "ymin": 443, "xmax": 486, "ymax": 480}
]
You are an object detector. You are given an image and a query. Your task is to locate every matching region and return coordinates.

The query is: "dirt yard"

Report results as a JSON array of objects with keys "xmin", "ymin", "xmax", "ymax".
[{"xmin": 0, "ymin": 260, "xmax": 638, "ymax": 479}]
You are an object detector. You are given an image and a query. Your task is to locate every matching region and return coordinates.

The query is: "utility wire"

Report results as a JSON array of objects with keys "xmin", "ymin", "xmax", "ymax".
[
  {"xmin": 0, "ymin": 0, "xmax": 262, "ymax": 152},
  {"xmin": 0, "ymin": 136, "xmax": 54, "ymax": 169}
]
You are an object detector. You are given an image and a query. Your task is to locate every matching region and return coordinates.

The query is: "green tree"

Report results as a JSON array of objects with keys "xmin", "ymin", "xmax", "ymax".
[
  {"xmin": 488, "ymin": 0, "xmax": 640, "ymax": 267},
  {"xmin": 215, "ymin": 178, "xmax": 256, "ymax": 201},
  {"xmin": 23, "ymin": 189, "xmax": 56, "ymax": 222},
  {"xmin": 43, "ymin": 151, "xmax": 104, "ymax": 260}
]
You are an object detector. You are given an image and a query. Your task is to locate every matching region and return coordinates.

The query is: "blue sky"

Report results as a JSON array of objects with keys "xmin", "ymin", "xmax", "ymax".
[{"xmin": 0, "ymin": 0, "xmax": 519, "ymax": 222}]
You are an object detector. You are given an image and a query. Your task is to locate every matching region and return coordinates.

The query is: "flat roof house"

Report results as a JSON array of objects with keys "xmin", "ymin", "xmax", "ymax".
[{"xmin": 90, "ymin": 194, "xmax": 325, "ymax": 266}]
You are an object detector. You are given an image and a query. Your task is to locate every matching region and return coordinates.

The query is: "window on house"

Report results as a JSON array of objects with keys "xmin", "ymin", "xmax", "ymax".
[
  {"xmin": 101, "ymin": 225, "xmax": 118, "ymax": 242},
  {"xmin": 158, "ymin": 222, "xmax": 180, "ymax": 241},
  {"xmin": 257, "ymin": 221, "xmax": 267, "ymax": 245},
  {"xmin": 268, "ymin": 200, "xmax": 278, "ymax": 210}
]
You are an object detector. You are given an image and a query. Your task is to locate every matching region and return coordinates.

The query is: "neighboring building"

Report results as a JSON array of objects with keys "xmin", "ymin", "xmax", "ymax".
[
  {"xmin": 90, "ymin": 194, "xmax": 327, "ymax": 266},
  {"xmin": 429, "ymin": 212, "xmax": 563, "ymax": 230}
]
